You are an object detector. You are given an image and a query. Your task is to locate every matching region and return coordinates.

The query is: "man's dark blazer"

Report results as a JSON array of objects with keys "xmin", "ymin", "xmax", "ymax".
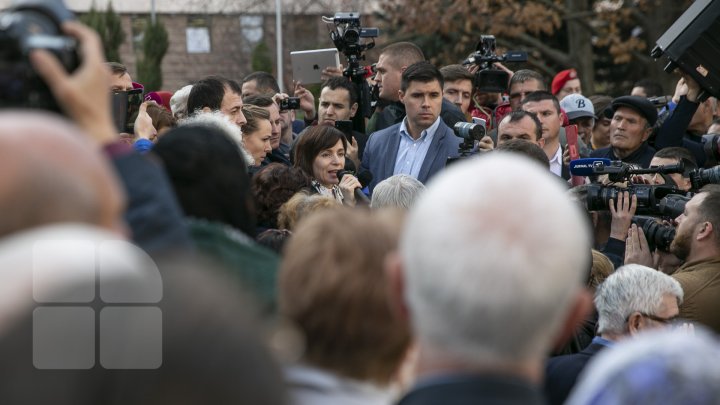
[
  {"xmin": 544, "ymin": 341, "xmax": 607, "ymax": 405},
  {"xmin": 398, "ymin": 374, "xmax": 545, "ymax": 405},
  {"xmin": 360, "ymin": 119, "xmax": 463, "ymax": 193}
]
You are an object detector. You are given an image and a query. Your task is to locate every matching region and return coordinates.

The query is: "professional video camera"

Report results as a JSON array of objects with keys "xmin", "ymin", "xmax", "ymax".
[
  {"xmin": 0, "ymin": 0, "xmax": 78, "ymax": 113},
  {"xmin": 633, "ymin": 216, "xmax": 676, "ymax": 252},
  {"xmin": 462, "ymin": 35, "xmax": 527, "ymax": 93},
  {"xmin": 323, "ymin": 12, "xmax": 379, "ymax": 133},
  {"xmin": 690, "ymin": 164, "xmax": 720, "ymax": 190},
  {"xmin": 570, "ymin": 158, "xmax": 690, "ymax": 216},
  {"xmin": 453, "ymin": 119, "xmax": 487, "ymax": 157}
]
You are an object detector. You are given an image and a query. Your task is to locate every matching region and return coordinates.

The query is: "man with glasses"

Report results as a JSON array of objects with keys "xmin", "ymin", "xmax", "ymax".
[{"xmin": 545, "ymin": 264, "xmax": 683, "ymax": 405}]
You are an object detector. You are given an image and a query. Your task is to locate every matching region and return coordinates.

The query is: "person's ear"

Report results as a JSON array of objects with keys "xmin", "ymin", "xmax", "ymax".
[
  {"xmin": 398, "ymin": 90, "xmax": 406, "ymax": 104},
  {"xmin": 642, "ymin": 126, "xmax": 653, "ymax": 142},
  {"xmin": 538, "ymin": 137, "xmax": 546, "ymax": 148},
  {"xmin": 551, "ymin": 287, "xmax": 593, "ymax": 352},
  {"xmin": 628, "ymin": 312, "xmax": 644, "ymax": 335},
  {"xmin": 385, "ymin": 252, "xmax": 410, "ymax": 323},
  {"xmin": 697, "ymin": 221, "xmax": 714, "ymax": 241},
  {"xmin": 349, "ymin": 102, "xmax": 358, "ymax": 118}
]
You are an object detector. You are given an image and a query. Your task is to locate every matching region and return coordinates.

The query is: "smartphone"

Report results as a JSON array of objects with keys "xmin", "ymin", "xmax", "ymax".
[
  {"xmin": 566, "ymin": 124, "xmax": 584, "ymax": 186},
  {"xmin": 335, "ymin": 120, "xmax": 354, "ymax": 141},
  {"xmin": 279, "ymin": 97, "xmax": 300, "ymax": 111},
  {"xmin": 111, "ymin": 88, "xmax": 143, "ymax": 133}
]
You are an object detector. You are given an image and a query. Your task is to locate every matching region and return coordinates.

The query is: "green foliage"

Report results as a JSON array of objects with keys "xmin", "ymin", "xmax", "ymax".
[
  {"xmin": 137, "ymin": 20, "xmax": 169, "ymax": 91},
  {"xmin": 251, "ymin": 42, "xmax": 273, "ymax": 74},
  {"xmin": 79, "ymin": 1, "xmax": 125, "ymax": 63}
]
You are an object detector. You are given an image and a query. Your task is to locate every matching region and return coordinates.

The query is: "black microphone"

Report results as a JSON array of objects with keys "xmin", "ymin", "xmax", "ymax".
[{"xmin": 337, "ymin": 170, "xmax": 371, "ymax": 205}]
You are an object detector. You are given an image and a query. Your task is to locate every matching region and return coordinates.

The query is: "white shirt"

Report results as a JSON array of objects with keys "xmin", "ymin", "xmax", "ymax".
[{"xmin": 549, "ymin": 144, "xmax": 563, "ymax": 177}]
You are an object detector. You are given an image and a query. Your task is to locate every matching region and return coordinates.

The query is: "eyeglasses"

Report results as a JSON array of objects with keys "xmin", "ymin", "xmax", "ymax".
[{"xmin": 627, "ymin": 312, "xmax": 679, "ymax": 325}]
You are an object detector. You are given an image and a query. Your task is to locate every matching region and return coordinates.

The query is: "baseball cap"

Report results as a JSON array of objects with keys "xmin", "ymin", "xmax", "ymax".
[{"xmin": 560, "ymin": 94, "xmax": 595, "ymax": 120}]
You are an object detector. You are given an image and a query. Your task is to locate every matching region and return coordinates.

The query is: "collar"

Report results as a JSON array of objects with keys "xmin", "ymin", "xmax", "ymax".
[
  {"xmin": 591, "ymin": 336, "xmax": 615, "ymax": 348},
  {"xmin": 549, "ymin": 144, "xmax": 563, "ymax": 163},
  {"xmin": 399, "ymin": 116, "xmax": 441, "ymax": 141}
]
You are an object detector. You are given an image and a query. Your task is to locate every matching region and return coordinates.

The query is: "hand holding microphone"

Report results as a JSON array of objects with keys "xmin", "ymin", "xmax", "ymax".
[{"xmin": 337, "ymin": 170, "xmax": 371, "ymax": 206}]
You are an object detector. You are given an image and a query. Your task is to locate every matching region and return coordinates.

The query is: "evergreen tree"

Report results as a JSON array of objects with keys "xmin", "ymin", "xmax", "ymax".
[{"xmin": 137, "ymin": 20, "xmax": 169, "ymax": 91}]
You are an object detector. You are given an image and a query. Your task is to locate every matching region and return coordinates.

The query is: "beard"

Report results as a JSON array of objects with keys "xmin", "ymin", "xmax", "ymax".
[{"xmin": 670, "ymin": 228, "xmax": 692, "ymax": 261}]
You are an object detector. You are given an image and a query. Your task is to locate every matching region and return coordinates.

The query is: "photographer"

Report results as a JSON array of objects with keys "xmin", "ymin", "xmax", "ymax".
[{"xmin": 25, "ymin": 21, "xmax": 192, "ymax": 253}]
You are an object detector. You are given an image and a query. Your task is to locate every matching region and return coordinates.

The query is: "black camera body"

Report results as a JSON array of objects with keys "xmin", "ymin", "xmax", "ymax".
[
  {"xmin": 0, "ymin": 0, "xmax": 78, "ymax": 113},
  {"xmin": 279, "ymin": 97, "xmax": 300, "ymax": 111},
  {"xmin": 463, "ymin": 35, "xmax": 527, "ymax": 93},
  {"xmin": 329, "ymin": 12, "xmax": 378, "ymax": 59},
  {"xmin": 453, "ymin": 119, "xmax": 486, "ymax": 156},
  {"xmin": 633, "ymin": 216, "xmax": 676, "ymax": 252},
  {"xmin": 585, "ymin": 183, "xmax": 686, "ymax": 216}
]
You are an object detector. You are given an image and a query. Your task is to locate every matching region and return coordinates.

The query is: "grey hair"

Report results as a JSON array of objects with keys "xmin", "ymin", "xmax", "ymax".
[
  {"xmin": 170, "ymin": 84, "xmax": 193, "ymax": 120},
  {"xmin": 178, "ymin": 111, "xmax": 254, "ymax": 165},
  {"xmin": 370, "ymin": 174, "xmax": 425, "ymax": 210},
  {"xmin": 595, "ymin": 264, "xmax": 683, "ymax": 335}
]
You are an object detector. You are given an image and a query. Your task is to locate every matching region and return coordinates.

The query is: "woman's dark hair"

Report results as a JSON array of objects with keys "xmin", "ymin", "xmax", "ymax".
[
  {"xmin": 251, "ymin": 163, "xmax": 312, "ymax": 229},
  {"xmin": 293, "ymin": 126, "xmax": 347, "ymax": 179},
  {"xmin": 152, "ymin": 124, "xmax": 256, "ymax": 237}
]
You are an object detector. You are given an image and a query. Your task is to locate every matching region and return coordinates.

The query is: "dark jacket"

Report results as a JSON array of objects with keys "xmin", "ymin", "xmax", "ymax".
[
  {"xmin": 545, "ymin": 342, "xmax": 606, "ymax": 405},
  {"xmin": 590, "ymin": 142, "xmax": 656, "ymax": 168},
  {"xmin": 399, "ymin": 374, "xmax": 546, "ymax": 405}
]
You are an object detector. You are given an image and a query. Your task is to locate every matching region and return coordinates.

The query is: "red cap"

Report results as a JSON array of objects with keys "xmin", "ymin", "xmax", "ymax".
[{"xmin": 551, "ymin": 69, "xmax": 578, "ymax": 95}]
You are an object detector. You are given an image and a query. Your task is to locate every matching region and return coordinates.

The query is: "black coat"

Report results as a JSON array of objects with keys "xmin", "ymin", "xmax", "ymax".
[{"xmin": 544, "ymin": 342, "xmax": 607, "ymax": 405}]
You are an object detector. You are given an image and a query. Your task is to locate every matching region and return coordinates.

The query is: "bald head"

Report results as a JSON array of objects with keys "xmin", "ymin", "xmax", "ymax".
[{"xmin": 0, "ymin": 112, "xmax": 125, "ymax": 237}]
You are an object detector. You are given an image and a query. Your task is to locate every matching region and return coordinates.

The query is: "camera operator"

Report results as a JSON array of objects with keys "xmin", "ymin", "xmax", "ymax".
[
  {"xmin": 439, "ymin": 64, "xmax": 494, "ymax": 152},
  {"xmin": 590, "ymin": 96, "xmax": 657, "ymax": 168},
  {"xmin": 625, "ymin": 185, "xmax": 720, "ymax": 333},
  {"xmin": 643, "ymin": 147, "xmax": 697, "ymax": 192},
  {"xmin": 367, "ymin": 42, "xmax": 465, "ymax": 134},
  {"xmin": 654, "ymin": 74, "xmax": 715, "ymax": 167},
  {"xmin": 361, "ymin": 61, "xmax": 464, "ymax": 193}
]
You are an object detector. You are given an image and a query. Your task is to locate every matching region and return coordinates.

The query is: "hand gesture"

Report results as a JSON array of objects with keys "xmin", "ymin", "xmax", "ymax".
[
  {"xmin": 609, "ymin": 191, "xmax": 637, "ymax": 241},
  {"xmin": 339, "ymin": 173, "xmax": 361, "ymax": 206},
  {"xmin": 30, "ymin": 21, "xmax": 117, "ymax": 145},
  {"xmin": 134, "ymin": 101, "xmax": 158, "ymax": 141},
  {"xmin": 321, "ymin": 64, "xmax": 344, "ymax": 81},
  {"xmin": 625, "ymin": 224, "xmax": 654, "ymax": 267},
  {"xmin": 294, "ymin": 81, "xmax": 316, "ymax": 120},
  {"xmin": 477, "ymin": 135, "xmax": 494, "ymax": 153}
]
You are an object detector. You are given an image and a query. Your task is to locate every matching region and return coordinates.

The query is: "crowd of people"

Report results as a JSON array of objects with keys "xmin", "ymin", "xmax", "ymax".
[{"xmin": 3, "ymin": 15, "xmax": 720, "ymax": 404}]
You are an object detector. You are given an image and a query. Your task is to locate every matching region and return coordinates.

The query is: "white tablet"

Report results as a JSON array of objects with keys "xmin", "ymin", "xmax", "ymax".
[{"xmin": 290, "ymin": 48, "xmax": 341, "ymax": 85}]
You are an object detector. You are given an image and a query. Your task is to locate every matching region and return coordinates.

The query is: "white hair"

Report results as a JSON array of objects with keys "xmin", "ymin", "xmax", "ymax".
[
  {"xmin": 170, "ymin": 84, "xmax": 193, "ymax": 119},
  {"xmin": 568, "ymin": 328, "xmax": 720, "ymax": 405},
  {"xmin": 178, "ymin": 110, "xmax": 254, "ymax": 166},
  {"xmin": 401, "ymin": 154, "xmax": 591, "ymax": 366},
  {"xmin": 370, "ymin": 174, "xmax": 425, "ymax": 210},
  {"xmin": 595, "ymin": 264, "xmax": 683, "ymax": 335}
]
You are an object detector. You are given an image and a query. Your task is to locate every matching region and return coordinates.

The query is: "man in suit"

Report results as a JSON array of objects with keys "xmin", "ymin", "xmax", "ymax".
[
  {"xmin": 389, "ymin": 153, "xmax": 594, "ymax": 405},
  {"xmin": 545, "ymin": 264, "xmax": 682, "ymax": 405},
  {"xmin": 361, "ymin": 61, "xmax": 464, "ymax": 193}
]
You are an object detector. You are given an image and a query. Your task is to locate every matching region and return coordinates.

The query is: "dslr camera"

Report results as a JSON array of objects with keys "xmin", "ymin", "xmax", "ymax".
[
  {"xmin": 463, "ymin": 35, "xmax": 527, "ymax": 93},
  {"xmin": 279, "ymin": 97, "xmax": 300, "ymax": 111},
  {"xmin": 0, "ymin": 0, "xmax": 79, "ymax": 113},
  {"xmin": 453, "ymin": 118, "xmax": 486, "ymax": 156}
]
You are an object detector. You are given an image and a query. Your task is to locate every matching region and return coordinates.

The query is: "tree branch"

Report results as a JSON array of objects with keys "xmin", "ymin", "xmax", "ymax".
[{"xmin": 515, "ymin": 33, "xmax": 572, "ymax": 67}]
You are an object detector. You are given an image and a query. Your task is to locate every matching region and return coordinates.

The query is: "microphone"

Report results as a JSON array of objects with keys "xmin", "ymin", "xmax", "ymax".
[
  {"xmin": 357, "ymin": 170, "xmax": 373, "ymax": 188},
  {"xmin": 337, "ymin": 170, "xmax": 371, "ymax": 205},
  {"xmin": 569, "ymin": 158, "xmax": 612, "ymax": 177}
]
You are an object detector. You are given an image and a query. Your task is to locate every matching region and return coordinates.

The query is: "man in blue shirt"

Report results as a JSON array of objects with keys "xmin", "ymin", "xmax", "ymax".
[{"xmin": 361, "ymin": 61, "xmax": 463, "ymax": 193}]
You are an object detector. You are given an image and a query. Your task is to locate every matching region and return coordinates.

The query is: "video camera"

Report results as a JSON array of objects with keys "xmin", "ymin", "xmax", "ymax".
[
  {"xmin": 570, "ymin": 158, "xmax": 690, "ymax": 216},
  {"xmin": 633, "ymin": 216, "xmax": 676, "ymax": 252},
  {"xmin": 463, "ymin": 35, "xmax": 527, "ymax": 93},
  {"xmin": 0, "ymin": 0, "xmax": 79, "ymax": 113},
  {"xmin": 453, "ymin": 119, "xmax": 487, "ymax": 155},
  {"xmin": 323, "ymin": 12, "xmax": 379, "ymax": 133}
]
